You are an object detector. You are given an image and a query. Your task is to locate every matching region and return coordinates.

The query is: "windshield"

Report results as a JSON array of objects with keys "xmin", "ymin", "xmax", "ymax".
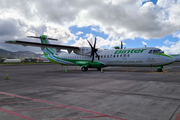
[{"xmin": 157, "ymin": 50, "xmax": 164, "ymax": 53}]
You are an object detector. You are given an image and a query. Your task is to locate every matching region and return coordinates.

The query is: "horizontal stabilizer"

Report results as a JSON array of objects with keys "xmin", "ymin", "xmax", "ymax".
[{"xmin": 27, "ymin": 36, "xmax": 58, "ymax": 41}]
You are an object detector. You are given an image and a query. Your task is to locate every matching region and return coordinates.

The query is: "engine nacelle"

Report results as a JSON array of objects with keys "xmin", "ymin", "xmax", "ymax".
[{"xmin": 74, "ymin": 47, "xmax": 92, "ymax": 55}]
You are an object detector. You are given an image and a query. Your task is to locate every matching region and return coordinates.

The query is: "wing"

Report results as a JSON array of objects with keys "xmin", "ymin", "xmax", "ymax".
[{"xmin": 5, "ymin": 40, "xmax": 80, "ymax": 53}]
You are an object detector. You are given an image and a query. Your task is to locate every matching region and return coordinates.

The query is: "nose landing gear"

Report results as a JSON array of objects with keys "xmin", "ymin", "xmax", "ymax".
[
  {"xmin": 156, "ymin": 66, "xmax": 163, "ymax": 72},
  {"xmin": 157, "ymin": 68, "xmax": 163, "ymax": 72}
]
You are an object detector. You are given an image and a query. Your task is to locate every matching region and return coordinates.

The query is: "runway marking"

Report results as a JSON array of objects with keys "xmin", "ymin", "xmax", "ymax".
[
  {"xmin": 0, "ymin": 91, "xmax": 128, "ymax": 120},
  {"xmin": 145, "ymin": 70, "xmax": 180, "ymax": 75},
  {"xmin": 13, "ymin": 106, "xmax": 65, "ymax": 112},
  {"xmin": 123, "ymin": 70, "xmax": 137, "ymax": 72},
  {"xmin": 145, "ymin": 71, "xmax": 154, "ymax": 73},
  {"xmin": 176, "ymin": 112, "xmax": 180, "ymax": 120},
  {"xmin": 0, "ymin": 107, "xmax": 35, "ymax": 120},
  {"xmin": 155, "ymin": 72, "xmax": 180, "ymax": 75}
]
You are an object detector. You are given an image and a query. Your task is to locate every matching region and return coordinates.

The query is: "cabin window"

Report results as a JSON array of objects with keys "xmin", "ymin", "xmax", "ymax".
[
  {"xmin": 120, "ymin": 54, "xmax": 122, "ymax": 57},
  {"xmin": 101, "ymin": 55, "xmax": 103, "ymax": 58},
  {"xmin": 153, "ymin": 50, "xmax": 158, "ymax": 54},
  {"xmin": 107, "ymin": 55, "xmax": 109, "ymax": 58},
  {"xmin": 127, "ymin": 54, "xmax": 130, "ymax": 57},
  {"xmin": 124, "ymin": 54, "xmax": 126, "ymax": 57},
  {"xmin": 104, "ymin": 55, "xmax": 106, "ymax": 58},
  {"xmin": 149, "ymin": 50, "xmax": 153, "ymax": 54},
  {"xmin": 114, "ymin": 55, "xmax": 116, "ymax": 58},
  {"xmin": 110, "ymin": 55, "xmax": 112, "ymax": 58},
  {"xmin": 117, "ymin": 55, "xmax": 119, "ymax": 57}
]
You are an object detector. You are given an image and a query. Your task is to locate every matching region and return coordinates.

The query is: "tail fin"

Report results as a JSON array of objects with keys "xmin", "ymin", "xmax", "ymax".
[{"xmin": 40, "ymin": 35, "xmax": 57, "ymax": 55}]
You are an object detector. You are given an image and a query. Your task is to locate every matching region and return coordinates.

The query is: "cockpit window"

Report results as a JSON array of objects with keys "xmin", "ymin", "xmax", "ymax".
[
  {"xmin": 153, "ymin": 50, "xmax": 158, "ymax": 54},
  {"xmin": 148, "ymin": 50, "xmax": 153, "ymax": 54},
  {"xmin": 157, "ymin": 50, "xmax": 164, "ymax": 53},
  {"xmin": 149, "ymin": 50, "xmax": 164, "ymax": 54}
]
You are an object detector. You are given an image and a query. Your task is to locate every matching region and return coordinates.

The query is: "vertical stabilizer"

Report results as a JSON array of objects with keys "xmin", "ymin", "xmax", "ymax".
[{"xmin": 40, "ymin": 35, "xmax": 57, "ymax": 54}]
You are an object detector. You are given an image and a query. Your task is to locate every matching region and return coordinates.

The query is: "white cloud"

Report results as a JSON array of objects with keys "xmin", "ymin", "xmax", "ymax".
[
  {"xmin": 1, "ymin": 0, "xmax": 180, "ymax": 52},
  {"xmin": 142, "ymin": 41, "xmax": 147, "ymax": 46},
  {"xmin": 91, "ymin": 27, "xmax": 101, "ymax": 32},
  {"xmin": 84, "ymin": 33, "xmax": 94, "ymax": 38},
  {"xmin": 76, "ymin": 31, "xmax": 83, "ymax": 35},
  {"xmin": 157, "ymin": 40, "xmax": 180, "ymax": 54},
  {"xmin": 72, "ymin": 33, "xmax": 123, "ymax": 49},
  {"xmin": 164, "ymin": 39, "xmax": 175, "ymax": 45}
]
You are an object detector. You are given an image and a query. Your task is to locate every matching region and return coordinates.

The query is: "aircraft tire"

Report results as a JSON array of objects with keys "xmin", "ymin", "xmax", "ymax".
[
  {"xmin": 97, "ymin": 68, "xmax": 101, "ymax": 71},
  {"xmin": 81, "ymin": 67, "xmax": 88, "ymax": 71},
  {"xmin": 157, "ymin": 69, "xmax": 163, "ymax": 72}
]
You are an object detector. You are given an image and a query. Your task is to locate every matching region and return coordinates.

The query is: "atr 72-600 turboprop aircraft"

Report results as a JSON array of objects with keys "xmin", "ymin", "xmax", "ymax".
[{"xmin": 5, "ymin": 35, "xmax": 175, "ymax": 72}]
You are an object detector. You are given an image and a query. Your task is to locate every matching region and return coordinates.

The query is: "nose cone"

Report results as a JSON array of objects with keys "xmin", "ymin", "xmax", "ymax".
[
  {"xmin": 164, "ymin": 54, "xmax": 175, "ymax": 64},
  {"xmin": 170, "ymin": 57, "xmax": 176, "ymax": 63}
]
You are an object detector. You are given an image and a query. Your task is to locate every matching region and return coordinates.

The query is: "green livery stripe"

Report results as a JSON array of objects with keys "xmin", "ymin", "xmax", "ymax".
[
  {"xmin": 43, "ymin": 49, "xmax": 105, "ymax": 68},
  {"xmin": 40, "ymin": 35, "xmax": 105, "ymax": 68},
  {"xmin": 40, "ymin": 37, "xmax": 55, "ymax": 52},
  {"xmin": 154, "ymin": 53, "xmax": 175, "ymax": 59}
]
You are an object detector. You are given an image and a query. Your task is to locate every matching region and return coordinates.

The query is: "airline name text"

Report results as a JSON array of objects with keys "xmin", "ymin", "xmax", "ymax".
[{"xmin": 114, "ymin": 49, "xmax": 147, "ymax": 54}]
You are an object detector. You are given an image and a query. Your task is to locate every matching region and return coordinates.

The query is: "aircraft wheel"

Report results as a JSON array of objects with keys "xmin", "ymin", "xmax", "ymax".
[
  {"xmin": 157, "ymin": 69, "xmax": 163, "ymax": 72},
  {"xmin": 81, "ymin": 67, "xmax": 88, "ymax": 71},
  {"xmin": 97, "ymin": 68, "xmax": 101, "ymax": 71}
]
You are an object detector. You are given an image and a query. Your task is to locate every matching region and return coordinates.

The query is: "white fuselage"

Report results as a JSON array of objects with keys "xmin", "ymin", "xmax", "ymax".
[{"xmin": 56, "ymin": 47, "xmax": 175, "ymax": 67}]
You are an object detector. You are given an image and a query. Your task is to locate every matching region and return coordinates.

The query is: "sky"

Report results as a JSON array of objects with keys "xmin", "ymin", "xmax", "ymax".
[{"xmin": 0, "ymin": 0, "xmax": 180, "ymax": 54}]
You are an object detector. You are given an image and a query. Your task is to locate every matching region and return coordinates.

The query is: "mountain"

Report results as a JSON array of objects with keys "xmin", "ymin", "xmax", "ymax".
[{"xmin": 0, "ymin": 49, "xmax": 43, "ymax": 59}]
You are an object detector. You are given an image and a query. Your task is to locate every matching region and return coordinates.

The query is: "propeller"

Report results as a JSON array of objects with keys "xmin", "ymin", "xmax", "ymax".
[
  {"xmin": 27, "ymin": 36, "xmax": 58, "ymax": 41},
  {"xmin": 121, "ymin": 41, "xmax": 123, "ymax": 49},
  {"xmin": 87, "ymin": 37, "xmax": 100, "ymax": 64}
]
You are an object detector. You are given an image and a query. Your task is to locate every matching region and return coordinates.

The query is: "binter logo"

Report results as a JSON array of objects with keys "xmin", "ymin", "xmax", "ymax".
[{"xmin": 114, "ymin": 49, "xmax": 147, "ymax": 54}]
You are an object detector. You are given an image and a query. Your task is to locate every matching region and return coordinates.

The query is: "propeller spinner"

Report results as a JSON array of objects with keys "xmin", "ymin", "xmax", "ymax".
[{"xmin": 87, "ymin": 37, "xmax": 100, "ymax": 64}]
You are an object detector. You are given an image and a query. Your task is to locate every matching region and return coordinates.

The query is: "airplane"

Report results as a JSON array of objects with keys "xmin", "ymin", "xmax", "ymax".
[{"xmin": 5, "ymin": 35, "xmax": 175, "ymax": 72}]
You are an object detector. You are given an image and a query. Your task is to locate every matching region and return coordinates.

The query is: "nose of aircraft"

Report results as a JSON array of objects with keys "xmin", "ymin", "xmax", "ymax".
[
  {"xmin": 170, "ymin": 57, "xmax": 176, "ymax": 63},
  {"xmin": 165, "ymin": 54, "xmax": 175, "ymax": 64}
]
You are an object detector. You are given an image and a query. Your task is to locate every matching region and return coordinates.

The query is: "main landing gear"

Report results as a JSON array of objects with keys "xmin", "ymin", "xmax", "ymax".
[
  {"xmin": 156, "ymin": 66, "xmax": 163, "ymax": 72},
  {"xmin": 81, "ymin": 67, "xmax": 102, "ymax": 71},
  {"xmin": 97, "ymin": 68, "xmax": 101, "ymax": 71},
  {"xmin": 81, "ymin": 67, "xmax": 88, "ymax": 71}
]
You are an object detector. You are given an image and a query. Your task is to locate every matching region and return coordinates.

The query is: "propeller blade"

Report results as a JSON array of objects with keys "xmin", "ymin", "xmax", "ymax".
[
  {"xmin": 91, "ymin": 54, "xmax": 95, "ymax": 64},
  {"xmin": 87, "ymin": 37, "xmax": 99, "ymax": 64},
  {"xmin": 121, "ymin": 41, "xmax": 123, "ymax": 49},
  {"xmin": 87, "ymin": 40, "xmax": 93, "ymax": 49},
  {"xmin": 93, "ymin": 37, "xmax": 96, "ymax": 49},
  {"xmin": 95, "ymin": 52, "xmax": 100, "ymax": 60}
]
